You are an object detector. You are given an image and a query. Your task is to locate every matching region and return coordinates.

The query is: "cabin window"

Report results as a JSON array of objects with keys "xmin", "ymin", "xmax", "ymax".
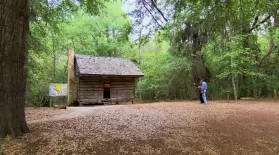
[{"xmin": 103, "ymin": 82, "xmax": 110, "ymax": 98}]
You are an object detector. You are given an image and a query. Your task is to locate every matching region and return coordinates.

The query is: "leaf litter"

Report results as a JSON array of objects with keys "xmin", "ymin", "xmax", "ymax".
[{"xmin": 1, "ymin": 100, "xmax": 279, "ymax": 154}]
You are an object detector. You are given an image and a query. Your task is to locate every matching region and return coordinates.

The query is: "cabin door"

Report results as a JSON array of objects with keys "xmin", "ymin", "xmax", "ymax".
[{"xmin": 103, "ymin": 82, "xmax": 110, "ymax": 98}]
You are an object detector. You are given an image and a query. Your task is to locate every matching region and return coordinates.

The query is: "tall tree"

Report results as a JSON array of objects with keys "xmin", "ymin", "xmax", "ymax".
[
  {"xmin": 0, "ymin": 0, "xmax": 30, "ymax": 137},
  {"xmin": 0, "ymin": 0, "xmax": 107, "ymax": 137}
]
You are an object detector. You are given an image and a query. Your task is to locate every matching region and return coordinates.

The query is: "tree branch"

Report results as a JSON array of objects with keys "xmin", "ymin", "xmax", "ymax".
[
  {"xmin": 251, "ymin": 15, "xmax": 259, "ymax": 28},
  {"xmin": 258, "ymin": 39, "xmax": 275, "ymax": 67},
  {"xmin": 249, "ymin": 15, "xmax": 271, "ymax": 32},
  {"xmin": 150, "ymin": 0, "xmax": 168, "ymax": 22},
  {"xmin": 142, "ymin": 0, "xmax": 165, "ymax": 30}
]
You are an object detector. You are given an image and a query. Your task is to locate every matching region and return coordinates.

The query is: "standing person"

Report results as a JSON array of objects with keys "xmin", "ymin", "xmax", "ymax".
[
  {"xmin": 201, "ymin": 79, "xmax": 208, "ymax": 104},
  {"xmin": 197, "ymin": 81, "xmax": 204, "ymax": 104}
]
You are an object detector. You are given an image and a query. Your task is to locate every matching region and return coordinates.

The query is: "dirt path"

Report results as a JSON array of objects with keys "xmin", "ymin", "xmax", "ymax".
[{"xmin": 28, "ymin": 105, "xmax": 120, "ymax": 124}]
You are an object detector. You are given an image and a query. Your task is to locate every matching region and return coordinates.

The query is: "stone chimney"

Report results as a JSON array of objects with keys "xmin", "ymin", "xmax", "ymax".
[{"xmin": 68, "ymin": 49, "xmax": 77, "ymax": 105}]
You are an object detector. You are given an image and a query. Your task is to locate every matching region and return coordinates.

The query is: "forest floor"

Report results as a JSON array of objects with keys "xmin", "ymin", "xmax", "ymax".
[{"xmin": 1, "ymin": 99, "xmax": 279, "ymax": 154}]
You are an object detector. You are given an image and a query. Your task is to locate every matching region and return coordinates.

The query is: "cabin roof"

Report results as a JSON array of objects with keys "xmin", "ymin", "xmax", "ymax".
[{"xmin": 75, "ymin": 55, "xmax": 144, "ymax": 77}]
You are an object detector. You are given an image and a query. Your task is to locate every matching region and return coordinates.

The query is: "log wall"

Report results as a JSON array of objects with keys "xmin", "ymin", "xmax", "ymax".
[{"xmin": 78, "ymin": 77, "xmax": 135, "ymax": 103}]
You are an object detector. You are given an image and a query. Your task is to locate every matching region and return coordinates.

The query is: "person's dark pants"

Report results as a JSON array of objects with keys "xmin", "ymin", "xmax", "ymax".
[{"xmin": 200, "ymin": 93, "xmax": 204, "ymax": 103}]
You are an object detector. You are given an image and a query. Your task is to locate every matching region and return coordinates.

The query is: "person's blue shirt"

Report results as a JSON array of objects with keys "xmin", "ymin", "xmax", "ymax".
[{"xmin": 201, "ymin": 81, "xmax": 207, "ymax": 91}]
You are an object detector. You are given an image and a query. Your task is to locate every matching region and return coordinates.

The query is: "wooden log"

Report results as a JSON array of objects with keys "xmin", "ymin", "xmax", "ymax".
[
  {"xmin": 110, "ymin": 88, "xmax": 134, "ymax": 91},
  {"xmin": 111, "ymin": 82, "xmax": 134, "ymax": 84},
  {"xmin": 110, "ymin": 94, "xmax": 133, "ymax": 97},
  {"xmin": 79, "ymin": 92, "xmax": 103, "ymax": 96},
  {"xmin": 79, "ymin": 99, "xmax": 102, "ymax": 102},
  {"xmin": 79, "ymin": 82, "xmax": 102, "ymax": 85},
  {"xmin": 79, "ymin": 96, "xmax": 103, "ymax": 99},
  {"xmin": 79, "ymin": 85, "xmax": 103, "ymax": 88},
  {"xmin": 110, "ymin": 85, "xmax": 134, "ymax": 88},
  {"xmin": 79, "ymin": 88, "xmax": 103, "ymax": 91},
  {"xmin": 110, "ymin": 90, "xmax": 133, "ymax": 92}
]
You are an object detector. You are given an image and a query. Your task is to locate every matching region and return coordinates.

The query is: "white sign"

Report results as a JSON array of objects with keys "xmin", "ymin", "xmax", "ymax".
[{"xmin": 49, "ymin": 83, "xmax": 67, "ymax": 96}]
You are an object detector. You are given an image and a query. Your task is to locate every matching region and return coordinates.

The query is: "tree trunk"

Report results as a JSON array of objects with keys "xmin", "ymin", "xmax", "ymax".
[
  {"xmin": 52, "ymin": 37, "xmax": 56, "ymax": 80},
  {"xmin": 114, "ymin": 47, "xmax": 117, "ymax": 57},
  {"xmin": 0, "ymin": 0, "xmax": 30, "ymax": 137},
  {"xmin": 264, "ymin": 39, "xmax": 274, "ymax": 73},
  {"xmin": 232, "ymin": 76, "xmax": 237, "ymax": 100}
]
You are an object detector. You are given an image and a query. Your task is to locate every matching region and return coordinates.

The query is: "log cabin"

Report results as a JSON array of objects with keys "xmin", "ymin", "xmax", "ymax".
[{"xmin": 68, "ymin": 50, "xmax": 144, "ymax": 105}]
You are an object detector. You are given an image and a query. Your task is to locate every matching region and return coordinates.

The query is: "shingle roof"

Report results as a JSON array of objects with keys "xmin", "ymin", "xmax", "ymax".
[{"xmin": 75, "ymin": 55, "xmax": 144, "ymax": 77}]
